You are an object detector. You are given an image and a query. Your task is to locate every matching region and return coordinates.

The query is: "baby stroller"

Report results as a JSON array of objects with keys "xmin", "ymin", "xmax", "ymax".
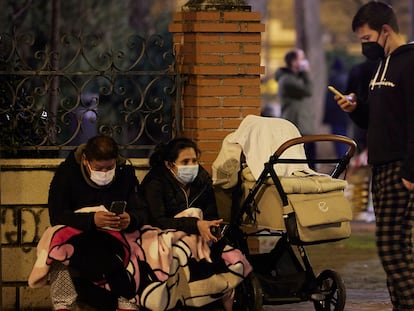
[{"xmin": 213, "ymin": 115, "xmax": 357, "ymax": 311}]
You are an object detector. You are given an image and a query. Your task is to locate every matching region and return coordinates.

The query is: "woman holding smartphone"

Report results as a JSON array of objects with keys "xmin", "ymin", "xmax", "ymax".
[
  {"xmin": 140, "ymin": 137, "xmax": 244, "ymax": 310},
  {"xmin": 47, "ymin": 135, "xmax": 147, "ymax": 311},
  {"xmin": 141, "ymin": 137, "xmax": 223, "ymax": 242}
]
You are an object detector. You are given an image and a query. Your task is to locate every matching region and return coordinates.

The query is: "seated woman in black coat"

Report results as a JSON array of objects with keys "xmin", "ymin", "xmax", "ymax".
[
  {"xmin": 140, "ymin": 137, "xmax": 237, "ymax": 310},
  {"xmin": 141, "ymin": 137, "xmax": 223, "ymax": 243},
  {"xmin": 47, "ymin": 135, "xmax": 147, "ymax": 311}
]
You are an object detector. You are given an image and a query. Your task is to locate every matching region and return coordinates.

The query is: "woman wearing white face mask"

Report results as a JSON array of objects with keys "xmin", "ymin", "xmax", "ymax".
[
  {"xmin": 140, "ymin": 137, "xmax": 243, "ymax": 310},
  {"xmin": 47, "ymin": 135, "xmax": 147, "ymax": 311},
  {"xmin": 141, "ymin": 137, "xmax": 223, "ymax": 243},
  {"xmin": 49, "ymin": 135, "xmax": 145, "ymax": 232},
  {"xmin": 140, "ymin": 138, "xmax": 249, "ymax": 310}
]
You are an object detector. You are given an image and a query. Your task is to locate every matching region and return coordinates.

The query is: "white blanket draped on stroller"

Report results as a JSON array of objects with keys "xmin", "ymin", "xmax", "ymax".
[
  {"xmin": 212, "ymin": 115, "xmax": 352, "ymax": 236},
  {"xmin": 212, "ymin": 115, "xmax": 315, "ymax": 189}
]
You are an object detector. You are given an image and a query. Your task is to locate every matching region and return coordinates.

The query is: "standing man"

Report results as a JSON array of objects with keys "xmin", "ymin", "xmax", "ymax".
[
  {"xmin": 335, "ymin": 2, "xmax": 414, "ymax": 310},
  {"xmin": 275, "ymin": 48, "xmax": 316, "ymax": 165}
]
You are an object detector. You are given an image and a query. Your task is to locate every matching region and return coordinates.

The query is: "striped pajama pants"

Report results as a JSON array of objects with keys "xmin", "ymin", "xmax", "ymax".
[{"xmin": 372, "ymin": 162, "xmax": 414, "ymax": 311}]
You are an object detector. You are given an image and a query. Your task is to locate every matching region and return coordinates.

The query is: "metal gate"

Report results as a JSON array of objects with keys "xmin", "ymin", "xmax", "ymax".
[
  {"xmin": 0, "ymin": 30, "xmax": 179, "ymax": 310},
  {"xmin": 0, "ymin": 31, "xmax": 180, "ymax": 159}
]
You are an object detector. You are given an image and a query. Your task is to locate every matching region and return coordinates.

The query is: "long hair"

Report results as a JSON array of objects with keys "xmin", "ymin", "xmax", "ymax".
[{"xmin": 149, "ymin": 137, "xmax": 200, "ymax": 167}]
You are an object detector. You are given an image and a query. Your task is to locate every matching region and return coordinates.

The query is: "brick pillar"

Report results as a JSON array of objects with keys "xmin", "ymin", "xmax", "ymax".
[{"xmin": 169, "ymin": 7, "xmax": 265, "ymax": 171}]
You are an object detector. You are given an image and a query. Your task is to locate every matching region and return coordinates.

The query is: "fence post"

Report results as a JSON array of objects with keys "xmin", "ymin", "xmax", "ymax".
[{"xmin": 169, "ymin": 1, "xmax": 265, "ymax": 171}]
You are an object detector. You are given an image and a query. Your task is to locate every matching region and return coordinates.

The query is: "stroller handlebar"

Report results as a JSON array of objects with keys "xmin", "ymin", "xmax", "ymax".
[
  {"xmin": 270, "ymin": 134, "xmax": 357, "ymax": 179},
  {"xmin": 273, "ymin": 134, "xmax": 357, "ymax": 159}
]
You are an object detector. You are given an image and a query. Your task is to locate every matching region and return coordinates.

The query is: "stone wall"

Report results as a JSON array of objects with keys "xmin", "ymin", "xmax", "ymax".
[
  {"xmin": 0, "ymin": 159, "xmax": 149, "ymax": 310},
  {"xmin": 0, "ymin": 158, "xmax": 233, "ymax": 309}
]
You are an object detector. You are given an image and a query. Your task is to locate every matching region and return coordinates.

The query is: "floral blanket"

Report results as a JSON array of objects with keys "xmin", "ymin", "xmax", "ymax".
[{"xmin": 28, "ymin": 212, "xmax": 251, "ymax": 310}]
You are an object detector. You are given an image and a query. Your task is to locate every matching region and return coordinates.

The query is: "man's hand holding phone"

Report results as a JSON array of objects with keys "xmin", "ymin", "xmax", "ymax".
[{"xmin": 328, "ymin": 85, "xmax": 357, "ymax": 113}]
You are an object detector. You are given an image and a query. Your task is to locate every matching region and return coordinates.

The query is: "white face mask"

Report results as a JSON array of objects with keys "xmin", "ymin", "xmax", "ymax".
[
  {"xmin": 173, "ymin": 164, "xmax": 199, "ymax": 185},
  {"xmin": 87, "ymin": 162, "xmax": 115, "ymax": 186}
]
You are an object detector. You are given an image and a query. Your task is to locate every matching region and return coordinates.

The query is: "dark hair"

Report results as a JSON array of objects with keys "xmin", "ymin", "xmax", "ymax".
[
  {"xmin": 149, "ymin": 137, "xmax": 200, "ymax": 167},
  {"xmin": 284, "ymin": 49, "xmax": 298, "ymax": 68},
  {"xmin": 352, "ymin": 1, "xmax": 399, "ymax": 33},
  {"xmin": 84, "ymin": 135, "xmax": 119, "ymax": 161}
]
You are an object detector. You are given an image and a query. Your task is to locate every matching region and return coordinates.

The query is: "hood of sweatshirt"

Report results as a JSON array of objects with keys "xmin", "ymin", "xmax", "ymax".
[{"xmin": 369, "ymin": 43, "xmax": 414, "ymax": 91}]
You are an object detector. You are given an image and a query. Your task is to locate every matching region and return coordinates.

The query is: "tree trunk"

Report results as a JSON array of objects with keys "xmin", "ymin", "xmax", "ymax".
[
  {"xmin": 410, "ymin": 0, "xmax": 414, "ymax": 41},
  {"xmin": 294, "ymin": 0, "xmax": 327, "ymax": 132}
]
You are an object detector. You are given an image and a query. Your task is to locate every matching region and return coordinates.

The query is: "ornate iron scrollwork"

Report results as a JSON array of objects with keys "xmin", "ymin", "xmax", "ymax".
[{"xmin": 0, "ymin": 31, "xmax": 177, "ymax": 158}]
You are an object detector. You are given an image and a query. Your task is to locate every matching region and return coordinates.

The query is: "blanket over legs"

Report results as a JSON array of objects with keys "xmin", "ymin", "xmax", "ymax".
[{"xmin": 28, "ymin": 216, "xmax": 251, "ymax": 310}]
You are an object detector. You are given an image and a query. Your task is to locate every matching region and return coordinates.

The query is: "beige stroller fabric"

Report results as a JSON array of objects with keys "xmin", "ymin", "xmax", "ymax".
[
  {"xmin": 213, "ymin": 115, "xmax": 351, "ymax": 233},
  {"xmin": 242, "ymin": 168, "xmax": 348, "ymax": 194}
]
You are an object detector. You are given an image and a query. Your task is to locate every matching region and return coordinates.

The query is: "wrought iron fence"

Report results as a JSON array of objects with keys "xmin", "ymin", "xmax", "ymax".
[{"xmin": 0, "ymin": 31, "xmax": 179, "ymax": 158}]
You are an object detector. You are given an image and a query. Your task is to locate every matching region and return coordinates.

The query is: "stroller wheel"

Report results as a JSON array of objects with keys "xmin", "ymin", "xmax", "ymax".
[
  {"xmin": 313, "ymin": 269, "xmax": 346, "ymax": 311},
  {"xmin": 232, "ymin": 272, "xmax": 263, "ymax": 311}
]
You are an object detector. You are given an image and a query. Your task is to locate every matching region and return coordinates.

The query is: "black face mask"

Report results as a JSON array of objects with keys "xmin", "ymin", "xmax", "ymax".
[{"xmin": 361, "ymin": 42, "xmax": 385, "ymax": 61}]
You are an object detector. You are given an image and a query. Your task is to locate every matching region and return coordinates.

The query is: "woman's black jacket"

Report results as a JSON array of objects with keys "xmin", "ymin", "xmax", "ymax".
[
  {"xmin": 48, "ymin": 145, "xmax": 147, "ymax": 232},
  {"xmin": 140, "ymin": 164, "xmax": 219, "ymax": 234}
]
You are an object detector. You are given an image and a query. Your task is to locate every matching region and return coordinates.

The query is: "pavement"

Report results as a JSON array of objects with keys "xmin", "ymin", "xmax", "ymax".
[
  {"xmin": 262, "ymin": 289, "xmax": 391, "ymax": 311},
  {"xmin": 258, "ymin": 220, "xmax": 393, "ymax": 311}
]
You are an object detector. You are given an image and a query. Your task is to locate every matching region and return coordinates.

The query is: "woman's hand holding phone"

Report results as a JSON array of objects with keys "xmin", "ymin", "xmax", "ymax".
[
  {"xmin": 109, "ymin": 201, "xmax": 130, "ymax": 230},
  {"xmin": 110, "ymin": 201, "xmax": 126, "ymax": 215},
  {"xmin": 197, "ymin": 219, "xmax": 223, "ymax": 243},
  {"xmin": 93, "ymin": 201, "xmax": 130, "ymax": 230}
]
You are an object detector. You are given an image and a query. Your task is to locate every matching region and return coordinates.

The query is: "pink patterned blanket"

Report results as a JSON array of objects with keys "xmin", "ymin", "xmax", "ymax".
[{"xmin": 29, "ymin": 223, "xmax": 251, "ymax": 309}]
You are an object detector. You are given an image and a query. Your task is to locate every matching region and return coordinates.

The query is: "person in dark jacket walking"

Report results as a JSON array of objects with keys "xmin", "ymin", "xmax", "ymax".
[
  {"xmin": 334, "ymin": 2, "xmax": 414, "ymax": 309},
  {"xmin": 48, "ymin": 135, "xmax": 147, "ymax": 311}
]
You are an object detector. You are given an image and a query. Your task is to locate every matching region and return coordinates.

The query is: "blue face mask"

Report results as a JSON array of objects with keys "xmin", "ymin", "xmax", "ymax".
[{"xmin": 173, "ymin": 164, "xmax": 199, "ymax": 184}]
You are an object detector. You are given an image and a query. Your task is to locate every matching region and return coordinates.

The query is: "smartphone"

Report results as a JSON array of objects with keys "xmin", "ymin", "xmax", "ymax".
[
  {"xmin": 220, "ymin": 224, "xmax": 229, "ymax": 236},
  {"xmin": 210, "ymin": 224, "xmax": 229, "ymax": 239},
  {"xmin": 328, "ymin": 85, "xmax": 346, "ymax": 98},
  {"xmin": 110, "ymin": 201, "xmax": 126, "ymax": 215},
  {"xmin": 210, "ymin": 226, "xmax": 221, "ymax": 239}
]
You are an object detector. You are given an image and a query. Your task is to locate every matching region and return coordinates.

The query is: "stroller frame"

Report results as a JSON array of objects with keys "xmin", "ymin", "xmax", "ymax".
[{"xmin": 221, "ymin": 134, "xmax": 357, "ymax": 311}]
